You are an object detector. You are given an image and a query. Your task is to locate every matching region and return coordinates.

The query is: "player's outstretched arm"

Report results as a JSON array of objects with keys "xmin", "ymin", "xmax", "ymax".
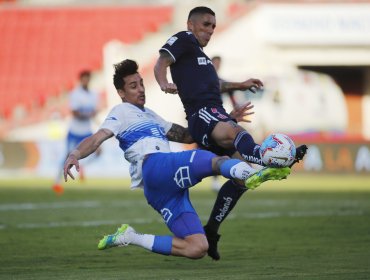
[
  {"xmin": 63, "ymin": 128, "xmax": 113, "ymax": 181},
  {"xmin": 166, "ymin": 123, "xmax": 194, "ymax": 144},
  {"xmin": 154, "ymin": 51, "xmax": 178, "ymax": 94},
  {"xmin": 220, "ymin": 78, "xmax": 263, "ymax": 93}
]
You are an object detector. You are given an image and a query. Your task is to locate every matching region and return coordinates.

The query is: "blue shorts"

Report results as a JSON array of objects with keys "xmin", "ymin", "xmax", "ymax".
[
  {"xmin": 66, "ymin": 131, "xmax": 92, "ymax": 153},
  {"xmin": 188, "ymin": 106, "xmax": 236, "ymax": 157},
  {"xmin": 142, "ymin": 150, "xmax": 216, "ymax": 237}
]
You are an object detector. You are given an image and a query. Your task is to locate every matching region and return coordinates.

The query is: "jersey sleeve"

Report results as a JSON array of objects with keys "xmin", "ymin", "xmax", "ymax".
[
  {"xmin": 99, "ymin": 105, "xmax": 124, "ymax": 136},
  {"xmin": 159, "ymin": 31, "xmax": 194, "ymax": 62}
]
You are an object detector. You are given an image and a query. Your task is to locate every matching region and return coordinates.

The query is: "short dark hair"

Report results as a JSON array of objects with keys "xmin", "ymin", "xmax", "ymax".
[
  {"xmin": 113, "ymin": 59, "xmax": 138, "ymax": 90},
  {"xmin": 79, "ymin": 70, "xmax": 91, "ymax": 79},
  {"xmin": 188, "ymin": 6, "xmax": 215, "ymax": 20}
]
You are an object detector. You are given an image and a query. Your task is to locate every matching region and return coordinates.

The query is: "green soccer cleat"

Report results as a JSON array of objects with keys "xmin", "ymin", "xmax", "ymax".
[
  {"xmin": 245, "ymin": 167, "xmax": 290, "ymax": 190},
  {"xmin": 98, "ymin": 224, "xmax": 132, "ymax": 250}
]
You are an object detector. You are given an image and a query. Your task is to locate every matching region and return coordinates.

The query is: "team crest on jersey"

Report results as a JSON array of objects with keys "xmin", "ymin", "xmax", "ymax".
[{"xmin": 166, "ymin": 36, "xmax": 178, "ymax": 46}]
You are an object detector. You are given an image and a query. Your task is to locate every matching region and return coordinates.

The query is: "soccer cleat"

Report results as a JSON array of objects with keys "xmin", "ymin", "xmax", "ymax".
[
  {"xmin": 52, "ymin": 184, "xmax": 64, "ymax": 195},
  {"xmin": 289, "ymin": 144, "xmax": 308, "ymax": 167},
  {"xmin": 245, "ymin": 167, "xmax": 290, "ymax": 190},
  {"xmin": 98, "ymin": 224, "xmax": 133, "ymax": 250},
  {"xmin": 203, "ymin": 225, "xmax": 221, "ymax": 261}
]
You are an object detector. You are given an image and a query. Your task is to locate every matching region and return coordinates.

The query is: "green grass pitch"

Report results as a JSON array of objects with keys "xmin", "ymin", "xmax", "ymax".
[{"xmin": 0, "ymin": 174, "xmax": 369, "ymax": 280}]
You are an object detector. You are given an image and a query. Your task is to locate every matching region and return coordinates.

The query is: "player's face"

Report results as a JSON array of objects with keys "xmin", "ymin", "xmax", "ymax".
[
  {"xmin": 80, "ymin": 75, "xmax": 90, "ymax": 89},
  {"xmin": 188, "ymin": 13, "xmax": 216, "ymax": 47},
  {"xmin": 120, "ymin": 73, "xmax": 145, "ymax": 108}
]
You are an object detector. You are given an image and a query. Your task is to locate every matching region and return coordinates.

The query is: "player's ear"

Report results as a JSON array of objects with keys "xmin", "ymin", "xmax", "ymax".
[
  {"xmin": 117, "ymin": 89, "xmax": 125, "ymax": 100},
  {"xmin": 187, "ymin": 19, "xmax": 193, "ymax": 31}
]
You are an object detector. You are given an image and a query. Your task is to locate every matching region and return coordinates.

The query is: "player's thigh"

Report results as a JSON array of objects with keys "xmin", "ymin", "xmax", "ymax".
[
  {"xmin": 142, "ymin": 151, "xmax": 215, "ymax": 225},
  {"xmin": 169, "ymin": 212, "xmax": 205, "ymax": 238},
  {"xmin": 211, "ymin": 121, "xmax": 244, "ymax": 148},
  {"xmin": 143, "ymin": 150, "xmax": 215, "ymax": 192},
  {"xmin": 188, "ymin": 106, "xmax": 233, "ymax": 148}
]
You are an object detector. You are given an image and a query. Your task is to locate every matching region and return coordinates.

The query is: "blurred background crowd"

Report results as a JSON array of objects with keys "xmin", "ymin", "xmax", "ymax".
[{"xmin": 0, "ymin": 0, "xmax": 369, "ymax": 179}]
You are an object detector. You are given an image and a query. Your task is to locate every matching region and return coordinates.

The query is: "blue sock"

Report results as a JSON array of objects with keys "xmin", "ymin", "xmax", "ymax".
[
  {"xmin": 152, "ymin": 236, "xmax": 173, "ymax": 255},
  {"xmin": 219, "ymin": 159, "xmax": 242, "ymax": 179},
  {"xmin": 234, "ymin": 131, "xmax": 264, "ymax": 166}
]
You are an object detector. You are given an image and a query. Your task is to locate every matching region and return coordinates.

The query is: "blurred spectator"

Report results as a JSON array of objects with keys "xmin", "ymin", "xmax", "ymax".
[
  {"xmin": 52, "ymin": 70, "xmax": 100, "ymax": 194},
  {"xmin": 211, "ymin": 56, "xmax": 238, "ymax": 108}
]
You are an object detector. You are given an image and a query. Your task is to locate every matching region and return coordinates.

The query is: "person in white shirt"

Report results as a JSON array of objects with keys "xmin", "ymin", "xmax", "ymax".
[
  {"xmin": 63, "ymin": 59, "xmax": 290, "ymax": 259},
  {"xmin": 52, "ymin": 70, "xmax": 99, "ymax": 194}
]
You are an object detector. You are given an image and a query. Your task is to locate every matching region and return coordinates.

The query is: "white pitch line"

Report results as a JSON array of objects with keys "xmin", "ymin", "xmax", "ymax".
[
  {"xmin": 0, "ymin": 209, "xmax": 365, "ymax": 230},
  {"xmin": 0, "ymin": 200, "xmax": 151, "ymax": 211},
  {"xmin": 0, "ymin": 199, "xmax": 365, "ymax": 212},
  {"xmin": 0, "ymin": 201, "xmax": 101, "ymax": 211},
  {"xmin": 15, "ymin": 218, "xmax": 157, "ymax": 229}
]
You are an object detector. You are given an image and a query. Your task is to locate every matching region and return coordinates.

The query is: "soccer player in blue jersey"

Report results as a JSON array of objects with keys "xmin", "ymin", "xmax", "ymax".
[
  {"xmin": 154, "ymin": 6, "xmax": 308, "ymax": 260},
  {"xmin": 63, "ymin": 59, "xmax": 290, "ymax": 259}
]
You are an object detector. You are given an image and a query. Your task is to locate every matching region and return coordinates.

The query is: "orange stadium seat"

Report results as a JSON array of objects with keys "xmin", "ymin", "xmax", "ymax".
[{"xmin": 0, "ymin": 6, "xmax": 173, "ymax": 120}]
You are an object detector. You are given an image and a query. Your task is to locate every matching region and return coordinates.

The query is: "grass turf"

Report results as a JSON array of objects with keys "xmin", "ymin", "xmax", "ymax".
[{"xmin": 0, "ymin": 175, "xmax": 369, "ymax": 279}]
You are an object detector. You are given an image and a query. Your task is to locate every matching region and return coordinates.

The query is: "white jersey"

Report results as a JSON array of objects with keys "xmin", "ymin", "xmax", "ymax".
[
  {"xmin": 69, "ymin": 86, "xmax": 98, "ymax": 135},
  {"xmin": 100, "ymin": 103, "xmax": 173, "ymax": 189}
]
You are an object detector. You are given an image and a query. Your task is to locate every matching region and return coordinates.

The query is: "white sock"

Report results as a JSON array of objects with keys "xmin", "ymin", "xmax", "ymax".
[
  {"xmin": 230, "ymin": 162, "xmax": 256, "ymax": 180},
  {"xmin": 121, "ymin": 230, "xmax": 155, "ymax": 251}
]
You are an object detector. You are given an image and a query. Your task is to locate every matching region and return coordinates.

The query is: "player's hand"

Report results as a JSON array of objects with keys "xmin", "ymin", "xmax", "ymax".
[
  {"xmin": 230, "ymin": 101, "xmax": 255, "ymax": 123},
  {"xmin": 241, "ymin": 78, "xmax": 263, "ymax": 93},
  {"xmin": 160, "ymin": 83, "xmax": 178, "ymax": 94},
  {"xmin": 63, "ymin": 155, "xmax": 80, "ymax": 182}
]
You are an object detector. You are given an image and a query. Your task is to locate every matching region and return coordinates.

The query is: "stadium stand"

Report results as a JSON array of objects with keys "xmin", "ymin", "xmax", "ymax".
[{"xmin": 0, "ymin": 6, "xmax": 173, "ymax": 122}]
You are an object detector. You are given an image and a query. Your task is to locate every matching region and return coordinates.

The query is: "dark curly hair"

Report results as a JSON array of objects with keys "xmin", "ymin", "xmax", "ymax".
[{"xmin": 113, "ymin": 59, "xmax": 139, "ymax": 90}]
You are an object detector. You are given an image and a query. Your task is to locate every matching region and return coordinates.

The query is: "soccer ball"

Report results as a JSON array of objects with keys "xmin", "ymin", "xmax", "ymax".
[{"xmin": 260, "ymin": 133, "xmax": 296, "ymax": 167}]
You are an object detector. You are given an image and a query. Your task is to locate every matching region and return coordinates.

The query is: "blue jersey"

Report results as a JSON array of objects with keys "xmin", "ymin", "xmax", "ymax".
[{"xmin": 160, "ymin": 31, "xmax": 222, "ymax": 116}]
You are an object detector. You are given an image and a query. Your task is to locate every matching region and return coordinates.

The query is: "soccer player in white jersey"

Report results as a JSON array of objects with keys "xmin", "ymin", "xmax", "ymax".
[
  {"xmin": 52, "ymin": 70, "xmax": 100, "ymax": 194},
  {"xmin": 63, "ymin": 59, "xmax": 290, "ymax": 259}
]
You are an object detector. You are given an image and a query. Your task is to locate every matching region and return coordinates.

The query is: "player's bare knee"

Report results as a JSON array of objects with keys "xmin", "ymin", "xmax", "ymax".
[{"xmin": 187, "ymin": 242, "xmax": 208, "ymax": 259}]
